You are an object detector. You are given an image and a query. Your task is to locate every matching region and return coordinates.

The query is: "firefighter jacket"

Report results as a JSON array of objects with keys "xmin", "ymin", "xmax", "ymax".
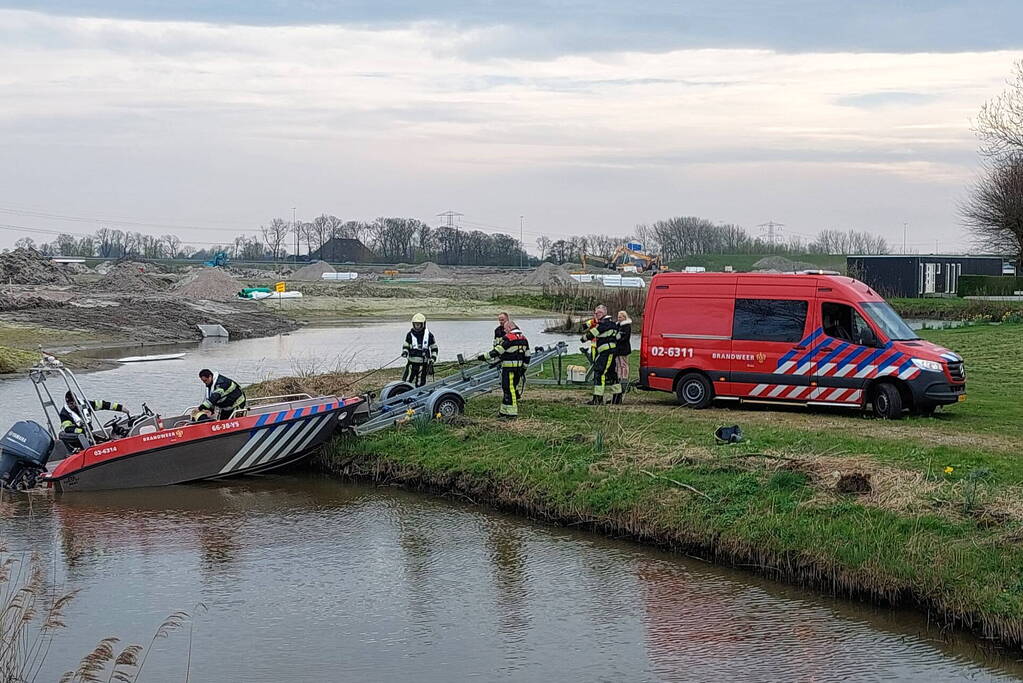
[
  {"xmin": 494, "ymin": 324, "xmax": 506, "ymax": 340},
  {"xmin": 60, "ymin": 399, "xmax": 125, "ymax": 434},
  {"xmin": 199, "ymin": 373, "xmax": 247, "ymax": 414},
  {"xmin": 488, "ymin": 328, "xmax": 531, "ymax": 368},
  {"xmin": 582, "ymin": 316, "xmax": 618, "ymax": 355},
  {"xmin": 616, "ymin": 320, "xmax": 632, "ymax": 356},
  {"xmin": 402, "ymin": 327, "xmax": 438, "ymax": 364}
]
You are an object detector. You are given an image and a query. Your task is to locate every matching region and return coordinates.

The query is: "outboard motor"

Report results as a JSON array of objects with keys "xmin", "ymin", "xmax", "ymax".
[{"xmin": 0, "ymin": 421, "xmax": 55, "ymax": 490}]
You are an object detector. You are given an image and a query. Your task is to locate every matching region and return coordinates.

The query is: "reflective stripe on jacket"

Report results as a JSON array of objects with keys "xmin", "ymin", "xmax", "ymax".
[
  {"xmin": 199, "ymin": 374, "xmax": 246, "ymax": 413},
  {"xmin": 59, "ymin": 399, "xmax": 123, "ymax": 433},
  {"xmin": 488, "ymin": 329, "xmax": 531, "ymax": 368},
  {"xmin": 582, "ymin": 316, "xmax": 618, "ymax": 355},
  {"xmin": 402, "ymin": 328, "xmax": 438, "ymax": 363}
]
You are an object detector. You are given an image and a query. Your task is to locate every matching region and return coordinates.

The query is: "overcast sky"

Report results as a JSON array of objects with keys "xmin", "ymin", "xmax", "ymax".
[{"xmin": 1, "ymin": 1, "xmax": 1022, "ymax": 252}]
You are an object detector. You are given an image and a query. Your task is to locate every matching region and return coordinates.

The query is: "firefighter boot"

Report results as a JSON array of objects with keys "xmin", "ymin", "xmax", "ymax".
[
  {"xmin": 586, "ymin": 395, "xmax": 604, "ymax": 406},
  {"xmin": 611, "ymin": 393, "xmax": 623, "ymax": 405}
]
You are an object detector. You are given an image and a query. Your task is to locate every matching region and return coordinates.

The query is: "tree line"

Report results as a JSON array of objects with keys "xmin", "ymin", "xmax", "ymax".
[{"xmin": 14, "ymin": 216, "xmax": 890, "ymax": 266}]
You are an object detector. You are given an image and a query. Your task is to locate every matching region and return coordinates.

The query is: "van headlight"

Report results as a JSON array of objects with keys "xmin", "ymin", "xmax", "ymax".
[{"xmin": 911, "ymin": 358, "xmax": 943, "ymax": 372}]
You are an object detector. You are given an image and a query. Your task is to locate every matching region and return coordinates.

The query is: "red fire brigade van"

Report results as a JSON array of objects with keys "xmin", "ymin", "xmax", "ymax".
[{"xmin": 638, "ymin": 273, "xmax": 966, "ymax": 419}]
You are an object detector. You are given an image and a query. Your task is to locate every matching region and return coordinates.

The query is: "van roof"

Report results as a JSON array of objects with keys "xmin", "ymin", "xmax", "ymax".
[{"xmin": 650, "ymin": 272, "xmax": 885, "ymax": 302}]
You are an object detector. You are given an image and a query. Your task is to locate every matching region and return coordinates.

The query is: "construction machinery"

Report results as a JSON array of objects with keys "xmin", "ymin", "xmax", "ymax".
[
  {"xmin": 578, "ymin": 244, "xmax": 666, "ymax": 274},
  {"xmin": 204, "ymin": 251, "xmax": 230, "ymax": 268}
]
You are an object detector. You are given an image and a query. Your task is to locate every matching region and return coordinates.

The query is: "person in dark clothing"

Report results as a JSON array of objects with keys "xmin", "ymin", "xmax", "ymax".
[
  {"xmin": 614, "ymin": 310, "xmax": 633, "ymax": 403},
  {"xmin": 197, "ymin": 369, "xmax": 247, "ymax": 420},
  {"xmin": 581, "ymin": 305, "xmax": 621, "ymax": 405},
  {"xmin": 402, "ymin": 313, "xmax": 438, "ymax": 387},
  {"xmin": 480, "ymin": 320, "xmax": 530, "ymax": 419},
  {"xmin": 494, "ymin": 311, "xmax": 509, "ymax": 341},
  {"xmin": 59, "ymin": 391, "xmax": 128, "ymax": 449}
]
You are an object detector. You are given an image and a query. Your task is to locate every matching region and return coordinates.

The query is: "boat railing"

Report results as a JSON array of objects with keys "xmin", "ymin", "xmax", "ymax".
[{"xmin": 247, "ymin": 393, "xmax": 313, "ymax": 407}]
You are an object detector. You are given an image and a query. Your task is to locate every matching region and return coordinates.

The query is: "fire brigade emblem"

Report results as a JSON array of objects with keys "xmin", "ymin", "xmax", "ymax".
[
  {"xmin": 175, "ymin": 429, "xmax": 184, "ymax": 438},
  {"xmin": 755, "ymin": 352, "xmax": 767, "ymax": 364}
]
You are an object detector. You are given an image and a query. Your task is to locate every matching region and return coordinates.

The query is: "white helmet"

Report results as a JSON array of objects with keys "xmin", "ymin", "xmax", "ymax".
[{"xmin": 411, "ymin": 313, "xmax": 426, "ymax": 324}]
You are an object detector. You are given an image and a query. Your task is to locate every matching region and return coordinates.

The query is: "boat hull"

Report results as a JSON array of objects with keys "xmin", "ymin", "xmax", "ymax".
[{"xmin": 48, "ymin": 398, "xmax": 359, "ymax": 492}]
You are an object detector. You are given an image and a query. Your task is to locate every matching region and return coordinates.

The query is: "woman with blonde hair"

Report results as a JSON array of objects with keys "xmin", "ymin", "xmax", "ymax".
[{"xmin": 613, "ymin": 310, "xmax": 633, "ymax": 404}]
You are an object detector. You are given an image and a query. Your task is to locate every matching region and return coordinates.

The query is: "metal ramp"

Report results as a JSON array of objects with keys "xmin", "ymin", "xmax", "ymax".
[{"xmin": 352, "ymin": 342, "xmax": 567, "ymax": 435}]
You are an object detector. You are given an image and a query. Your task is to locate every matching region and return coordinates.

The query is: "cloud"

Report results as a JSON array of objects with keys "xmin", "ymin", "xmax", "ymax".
[{"xmin": 0, "ymin": 8, "xmax": 1019, "ymax": 249}]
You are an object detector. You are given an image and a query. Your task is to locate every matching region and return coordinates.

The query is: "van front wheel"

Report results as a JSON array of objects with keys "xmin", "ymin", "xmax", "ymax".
[
  {"xmin": 871, "ymin": 382, "xmax": 904, "ymax": 420},
  {"xmin": 676, "ymin": 373, "xmax": 714, "ymax": 409}
]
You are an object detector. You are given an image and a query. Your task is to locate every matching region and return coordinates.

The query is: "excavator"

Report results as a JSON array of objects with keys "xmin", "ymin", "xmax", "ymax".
[{"xmin": 579, "ymin": 245, "xmax": 666, "ymax": 273}]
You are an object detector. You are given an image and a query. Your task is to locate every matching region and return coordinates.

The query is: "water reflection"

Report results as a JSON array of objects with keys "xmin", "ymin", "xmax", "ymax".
[{"xmin": 2, "ymin": 476, "xmax": 1021, "ymax": 682}]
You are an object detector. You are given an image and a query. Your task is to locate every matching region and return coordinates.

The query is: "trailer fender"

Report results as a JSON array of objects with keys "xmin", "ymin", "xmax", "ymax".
[{"xmin": 380, "ymin": 381, "xmax": 415, "ymax": 401}]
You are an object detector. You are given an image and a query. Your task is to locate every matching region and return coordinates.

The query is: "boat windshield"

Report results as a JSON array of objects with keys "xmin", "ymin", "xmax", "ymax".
[{"xmin": 860, "ymin": 302, "xmax": 919, "ymax": 341}]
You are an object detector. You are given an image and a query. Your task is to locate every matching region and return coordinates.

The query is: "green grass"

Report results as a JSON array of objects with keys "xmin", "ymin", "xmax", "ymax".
[
  {"xmin": 0, "ymin": 345, "xmax": 38, "ymax": 373},
  {"xmin": 319, "ymin": 321, "xmax": 1023, "ymax": 647},
  {"xmin": 890, "ymin": 298, "xmax": 1023, "ymax": 322}
]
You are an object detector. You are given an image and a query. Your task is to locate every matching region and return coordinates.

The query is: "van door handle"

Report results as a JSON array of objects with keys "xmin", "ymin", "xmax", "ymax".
[
  {"xmin": 821, "ymin": 346, "xmax": 834, "ymax": 352},
  {"xmin": 793, "ymin": 346, "xmax": 806, "ymax": 350}
]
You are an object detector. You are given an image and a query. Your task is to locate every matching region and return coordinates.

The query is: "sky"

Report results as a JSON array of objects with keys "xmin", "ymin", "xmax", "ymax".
[{"xmin": 1, "ymin": 1, "xmax": 1022, "ymax": 253}]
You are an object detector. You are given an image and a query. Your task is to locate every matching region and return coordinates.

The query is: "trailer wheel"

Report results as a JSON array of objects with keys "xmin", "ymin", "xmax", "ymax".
[
  {"xmin": 871, "ymin": 382, "xmax": 904, "ymax": 420},
  {"xmin": 676, "ymin": 372, "xmax": 714, "ymax": 409},
  {"xmin": 427, "ymin": 391, "xmax": 465, "ymax": 420},
  {"xmin": 380, "ymin": 381, "xmax": 415, "ymax": 401}
]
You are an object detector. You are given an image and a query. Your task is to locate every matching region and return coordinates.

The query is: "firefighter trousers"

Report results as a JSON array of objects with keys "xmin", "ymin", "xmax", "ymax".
[
  {"xmin": 500, "ymin": 367, "xmax": 525, "ymax": 416},
  {"xmin": 403, "ymin": 361, "xmax": 430, "ymax": 387},
  {"xmin": 592, "ymin": 351, "xmax": 622, "ymax": 397}
]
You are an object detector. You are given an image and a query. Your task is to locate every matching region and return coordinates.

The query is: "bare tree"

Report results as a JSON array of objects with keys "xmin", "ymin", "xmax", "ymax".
[
  {"xmin": 162, "ymin": 234, "xmax": 182, "ymax": 259},
  {"xmin": 535, "ymin": 235, "xmax": 552, "ymax": 261},
  {"xmin": 961, "ymin": 154, "xmax": 1023, "ymax": 266},
  {"xmin": 261, "ymin": 218, "xmax": 290, "ymax": 262},
  {"xmin": 976, "ymin": 60, "xmax": 1023, "ymax": 159},
  {"xmin": 13, "ymin": 237, "xmax": 35, "ymax": 250}
]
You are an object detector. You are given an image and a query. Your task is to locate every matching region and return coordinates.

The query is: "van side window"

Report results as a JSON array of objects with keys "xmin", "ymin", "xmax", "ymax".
[
  {"xmin": 822, "ymin": 302, "xmax": 877, "ymax": 347},
  {"xmin": 732, "ymin": 299, "xmax": 808, "ymax": 343}
]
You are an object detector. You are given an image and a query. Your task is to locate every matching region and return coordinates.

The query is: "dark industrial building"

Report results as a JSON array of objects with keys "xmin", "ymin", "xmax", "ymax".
[
  {"xmin": 846, "ymin": 254, "xmax": 1006, "ymax": 297},
  {"xmin": 308, "ymin": 238, "xmax": 376, "ymax": 263}
]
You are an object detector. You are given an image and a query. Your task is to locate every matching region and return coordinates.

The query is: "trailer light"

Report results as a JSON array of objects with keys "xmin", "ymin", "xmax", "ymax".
[{"xmin": 911, "ymin": 358, "xmax": 943, "ymax": 372}]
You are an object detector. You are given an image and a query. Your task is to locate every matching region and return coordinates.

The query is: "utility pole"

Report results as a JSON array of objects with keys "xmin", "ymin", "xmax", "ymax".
[
  {"xmin": 903, "ymin": 222, "xmax": 908, "ymax": 254},
  {"xmin": 519, "ymin": 215, "xmax": 524, "ymax": 269},
  {"xmin": 436, "ymin": 210, "xmax": 463, "ymax": 228},
  {"xmin": 292, "ymin": 207, "xmax": 297, "ymax": 264},
  {"xmin": 757, "ymin": 220, "xmax": 785, "ymax": 247}
]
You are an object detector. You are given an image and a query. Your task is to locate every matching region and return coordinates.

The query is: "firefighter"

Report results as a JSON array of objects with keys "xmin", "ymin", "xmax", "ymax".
[
  {"xmin": 479, "ymin": 319, "xmax": 530, "ymax": 419},
  {"xmin": 402, "ymin": 313, "xmax": 438, "ymax": 387},
  {"xmin": 196, "ymin": 369, "xmax": 247, "ymax": 420},
  {"xmin": 60, "ymin": 391, "xmax": 129, "ymax": 447},
  {"xmin": 581, "ymin": 305, "xmax": 621, "ymax": 405}
]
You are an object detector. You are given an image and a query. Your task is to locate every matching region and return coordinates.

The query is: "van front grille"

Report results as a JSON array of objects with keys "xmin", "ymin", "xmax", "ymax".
[{"xmin": 947, "ymin": 361, "xmax": 965, "ymax": 381}]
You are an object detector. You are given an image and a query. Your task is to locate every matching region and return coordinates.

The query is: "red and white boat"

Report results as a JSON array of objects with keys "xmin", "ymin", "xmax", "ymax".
[{"xmin": 0, "ymin": 356, "xmax": 362, "ymax": 492}]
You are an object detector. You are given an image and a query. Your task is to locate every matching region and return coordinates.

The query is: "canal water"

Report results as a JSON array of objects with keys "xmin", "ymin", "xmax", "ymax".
[
  {"xmin": 3, "ymin": 475, "xmax": 1021, "ymax": 681},
  {"xmin": 0, "ymin": 318, "xmax": 576, "ymax": 430}
]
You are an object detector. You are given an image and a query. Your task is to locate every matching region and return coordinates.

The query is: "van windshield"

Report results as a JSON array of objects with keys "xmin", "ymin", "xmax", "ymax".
[{"xmin": 860, "ymin": 302, "xmax": 919, "ymax": 341}]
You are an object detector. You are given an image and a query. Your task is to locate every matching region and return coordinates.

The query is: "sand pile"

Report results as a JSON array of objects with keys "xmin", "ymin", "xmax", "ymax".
[
  {"xmin": 752, "ymin": 256, "xmax": 821, "ymax": 273},
  {"xmin": 171, "ymin": 267, "xmax": 241, "ymax": 301},
  {"xmin": 59, "ymin": 262, "xmax": 92, "ymax": 275},
  {"xmin": 0, "ymin": 248, "xmax": 73, "ymax": 285},
  {"xmin": 522, "ymin": 261, "xmax": 575, "ymax": 285},
  {"xmin": 94, "ymin": 261, "xmax": 113, "ymax": 275},
  {"xmin": 292, "ymin": 260, "xmax": 336, "ymax": 280},
  {"xmin": 419, "ymin": 261, "xmax": 450, "ymax": 278},
  {"xmin": 98, "ymin": 262, "xmax": 168, "ymax": 292}
]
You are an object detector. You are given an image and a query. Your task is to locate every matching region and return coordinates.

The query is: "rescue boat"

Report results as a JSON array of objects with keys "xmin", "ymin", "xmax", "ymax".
[{"xmin": 0, "ymin": 356, "xmax": 362, "ymax": 492}]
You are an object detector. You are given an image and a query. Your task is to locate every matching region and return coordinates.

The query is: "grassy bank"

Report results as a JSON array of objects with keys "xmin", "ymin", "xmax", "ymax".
[
  {"xmin": 313, "ymin": 322, "xmax": 1023, "ymax": 648},
  {"xmin": 666, "ymin": 252, "xmax": 848, "ymax": 273}
]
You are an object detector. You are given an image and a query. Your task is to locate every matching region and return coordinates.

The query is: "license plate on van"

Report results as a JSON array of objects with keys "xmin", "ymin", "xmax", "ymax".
[{"xmin": 958, "ymin": 394, "xmax": 967, "ymax": 402}]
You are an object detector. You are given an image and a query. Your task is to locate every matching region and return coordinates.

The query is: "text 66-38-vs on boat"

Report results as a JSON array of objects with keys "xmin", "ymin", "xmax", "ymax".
[{"xmin": 0, "ymin": 355, "xmax": 363, "ymax": 492}]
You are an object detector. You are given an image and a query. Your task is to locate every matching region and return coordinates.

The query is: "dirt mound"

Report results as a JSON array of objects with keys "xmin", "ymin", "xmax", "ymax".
[
  {"xmin": 0, "ymin": 248, "xmax": 73, "ymax": 285},
  {"xmin": 0, "ymin": 294, "xmax": 68, "ymax": 312},
  {"xmin": 94, "ymin": 261, "xmax": 113, "ymax": 275},
  {"xmin": 292, "ymin": 260, "xmax": 336, "ymax": 280},
  {"xmin": 752, "ymin": 256, "xmax": 821, "ymax": 272},
  {"xmin": 97, "ymin": 261, "xmax": 168, "ymax": 292},
  {"xmin": 522, "ymin": 262, "xmax": 575, "ymax": 285},
  {"xmin": 58, "ymin": 261, "xmax": 92, "ymax": 275},
  {"xmin": 171, "ymin": 267, "xmax": 241, "ymax": 301},
  {"xmin": 419, "ymin": 261, "xmax": 450, "ymax": 278}
]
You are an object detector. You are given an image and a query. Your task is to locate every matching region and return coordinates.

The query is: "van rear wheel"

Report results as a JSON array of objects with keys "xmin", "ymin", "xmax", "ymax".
[
  {"xmin": 676, "ymin": 373, "xmax": 714, "ymax": 409},
  {"xmin": 871, "ymin": 382, "xmax": 904, "ymax": 420}
]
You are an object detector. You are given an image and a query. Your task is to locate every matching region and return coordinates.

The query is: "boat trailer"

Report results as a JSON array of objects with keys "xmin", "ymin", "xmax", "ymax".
[{"xmin": 351, "ymin": 341, "xmax": 568, "ymax": 435}]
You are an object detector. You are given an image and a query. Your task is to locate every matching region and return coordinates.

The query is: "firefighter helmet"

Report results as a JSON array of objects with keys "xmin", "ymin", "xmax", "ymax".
[{"xmin": 411, "ymin": 313, "xmax": 426, "ymax": 324}]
